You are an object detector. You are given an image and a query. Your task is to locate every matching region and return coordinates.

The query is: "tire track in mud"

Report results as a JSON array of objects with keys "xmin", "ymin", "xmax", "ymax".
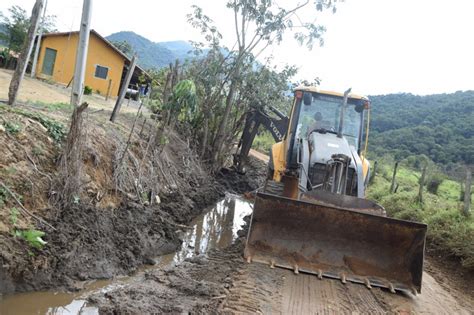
[
  {"xmin": 224, "ymin": 263, "xmax": 473, "ymax": 314},
  {"xmin": 221, "ymin": 263, "xmax": 283, "ymax": 314}
]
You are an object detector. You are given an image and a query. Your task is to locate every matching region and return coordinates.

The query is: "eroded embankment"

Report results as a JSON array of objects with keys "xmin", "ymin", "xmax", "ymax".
[{"xmin": 0, "ymin": 104, "xmax": 265, "ymax": 295}]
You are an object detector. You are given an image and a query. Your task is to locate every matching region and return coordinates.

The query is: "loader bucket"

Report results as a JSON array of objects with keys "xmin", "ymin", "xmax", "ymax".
[{"xmin": 244, "ymin": 192, "xmax": 427, "ymax": 294}]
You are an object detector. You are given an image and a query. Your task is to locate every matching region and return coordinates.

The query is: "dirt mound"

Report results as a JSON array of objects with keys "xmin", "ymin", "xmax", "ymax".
[{"xmin": 216, "ymin": 158, "xmax": 267, "ymax": 194}]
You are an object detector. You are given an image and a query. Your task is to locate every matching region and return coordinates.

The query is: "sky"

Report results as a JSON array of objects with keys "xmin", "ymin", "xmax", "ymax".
[{"xmin": 2, "ymin": 0, "xmax": 474, "ymax": 95}]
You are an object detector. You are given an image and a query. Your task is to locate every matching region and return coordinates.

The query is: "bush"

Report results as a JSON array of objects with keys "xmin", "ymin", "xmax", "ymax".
[
  {"xmin": 84, "ymin": 85, "xmax": 92, "ymax": 95},
  {"xmin": 427, "ymin": 173, "xmax": 445, "ymax": 194}
]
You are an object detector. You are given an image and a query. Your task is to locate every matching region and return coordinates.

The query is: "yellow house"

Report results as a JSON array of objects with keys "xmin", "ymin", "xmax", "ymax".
[{"xmin": 35, "ymin": 29, "xmax": 146, "ymax": 97}]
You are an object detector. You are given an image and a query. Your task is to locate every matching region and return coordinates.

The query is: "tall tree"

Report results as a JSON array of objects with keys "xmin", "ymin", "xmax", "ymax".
[
  {"xmin": 7, "ymin": 0, "xmax": 44, "ymax": 106},
  {"xmin": 188, "ymin": 0, "xmax": 337, "ymax": 165},
  {"xmin": 0, "ymin": 5, "xmax": 56, "ymax": 52}
]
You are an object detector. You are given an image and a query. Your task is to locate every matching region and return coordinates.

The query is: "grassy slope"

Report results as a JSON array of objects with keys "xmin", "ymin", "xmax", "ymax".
[{"xmin": 367, "ymin": 160, "xmax": 474, "ymax": 269}]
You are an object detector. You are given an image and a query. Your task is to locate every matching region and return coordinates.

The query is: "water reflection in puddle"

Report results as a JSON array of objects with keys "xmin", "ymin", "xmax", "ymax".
[{"xmin": 0, "ymin": 194, "xmax": 253, "ymax": 315}]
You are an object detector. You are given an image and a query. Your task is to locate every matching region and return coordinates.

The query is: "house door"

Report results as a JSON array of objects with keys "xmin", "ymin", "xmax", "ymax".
[{"xmin": 41, "ymin": 48, "xmax": 57, "ymax": 76}]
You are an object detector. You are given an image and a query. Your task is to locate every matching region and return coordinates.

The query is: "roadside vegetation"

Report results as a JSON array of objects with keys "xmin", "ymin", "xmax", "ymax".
[{"xmin": 367, "ymin": 157, "xmax": 473, "ymax": 269}]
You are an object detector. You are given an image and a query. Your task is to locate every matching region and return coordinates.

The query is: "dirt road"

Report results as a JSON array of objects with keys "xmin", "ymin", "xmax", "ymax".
[
  {"xmin": 0, "ymin": 69, "xmax": 140, "ymax": 113},
  {"xmin": 90, "ymin": 230, "xmax": 473, "ymax": 314}
]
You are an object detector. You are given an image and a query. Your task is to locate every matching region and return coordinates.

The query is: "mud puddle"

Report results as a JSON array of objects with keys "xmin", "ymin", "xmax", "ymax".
[{"xmin": 0, "ymin": 194, "xmax": 253, "ymax": 315}]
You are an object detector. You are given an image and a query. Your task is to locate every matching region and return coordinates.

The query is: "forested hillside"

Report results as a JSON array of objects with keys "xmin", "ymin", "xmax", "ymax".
[
  {"xmin": 369, "ymin": 91, "xmax": 474, "ymax": 166},
  {"xmin": 106, "ymin": 31, "xmax": 194, "ymax": 69}
]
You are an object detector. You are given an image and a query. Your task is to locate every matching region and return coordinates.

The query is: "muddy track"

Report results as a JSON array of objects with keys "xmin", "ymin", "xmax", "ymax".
[{"xmin": 90, "ymin": 228, "xmax": 473, "ymax": 314}]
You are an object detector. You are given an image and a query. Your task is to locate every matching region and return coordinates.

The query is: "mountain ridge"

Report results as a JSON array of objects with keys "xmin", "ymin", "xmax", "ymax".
[{"xmin": 106, "ymin": 31, "xmax": 194, "ymax": 70}]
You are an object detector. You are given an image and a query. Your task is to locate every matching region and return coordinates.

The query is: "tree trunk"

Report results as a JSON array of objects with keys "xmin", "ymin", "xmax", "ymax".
[
  {"xmin": 463, "ymin": 169, "xmax": 472, "ymax": 216},
  {"xmin": 57, "ymin": 102, "xmax": 89, "ymax": 206},
  {"xmin": 390, "ymin": 161, "xmax": 399, "ymax": 193},
  {"xmin": 212, "ymin": 76, "xmax": 238, "ymax": 164},
  {"xmin": 8, "ymin": 0, "xmax": 44, "ymax": 105},
  {"xmin": 201, "ymin": 113, "xmax": 209, "ymax": 158}
]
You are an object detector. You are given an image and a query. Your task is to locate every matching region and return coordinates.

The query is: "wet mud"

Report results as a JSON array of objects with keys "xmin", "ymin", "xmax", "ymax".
[{"xmin": 0, "ymin": 194, "xmax": 254, "ymax": 314}]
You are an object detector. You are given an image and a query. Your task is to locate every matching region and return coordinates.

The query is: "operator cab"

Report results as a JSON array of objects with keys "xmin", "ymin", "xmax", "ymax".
[{"xmin": 288, "ymin": 86, "xmax": 370, "ymax": 197}]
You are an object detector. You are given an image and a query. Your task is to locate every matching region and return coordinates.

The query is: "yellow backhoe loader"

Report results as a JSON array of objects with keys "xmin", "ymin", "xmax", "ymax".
[{"xmin": 242, "ymin": 86, "xmax": 427, "ymax": 294}]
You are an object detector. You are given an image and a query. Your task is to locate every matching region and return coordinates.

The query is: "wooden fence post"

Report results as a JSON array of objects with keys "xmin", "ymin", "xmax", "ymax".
[
  {"xmin": 390, "ymin": 161, "xmax": 399, "ymax": 193},
  {"xmin": 369, "ymin": 160, "xmax": 377, "ymax": 185},
  {"xmin": 110, "ymin": 55, "xmax": 137, "ymax": 122},
  {"xmin": 105, "ymin": 79, "xmax": 112, "ymax": 101},
  {"xmin": 463, "ymin": 169, "xmax": 472, "ymax": 216},
  {"xmin": 418, "ymin": 164, "xmax": 427, "ymax": 204}
]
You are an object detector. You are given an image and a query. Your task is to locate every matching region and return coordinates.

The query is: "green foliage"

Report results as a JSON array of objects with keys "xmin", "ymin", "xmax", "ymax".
[
  {"xmin": 159, "ymin": 134, "xmax": 169, "ymax": 146},
  {"xmin": 168, "ymin": 79, "xmax": 198, "ymax": 123},
  {"xmin": 252, "ymin": 130, "xmax": 274, "ymax": 154},
  {"xmin": 3, "ymin": 121, "xmax": 21, "ymax": 134},
  {"xmin": 84, "ymin": 85, "xmax": 93, "ymax": 95},
  {"xmin": 369, "ymin": 92, "xmax": 474, "ymax": 165},
  {"xmin": 110, "ymin": 39, "xmax": 134, "ymax": 57},
  {"xmin": 367, "ymin": 160, "xmax": 474, "ymax": 269},
  {"xmin": 14, "ymin": 229, "xmax": 47, "ymax": 249},
  {"xmin": 0, "ymin": 5, "xmax": 57, "ymax": 52},
  {"xmin": 0, "ymin": 105, "xmax": 66, "ymax": 143}
]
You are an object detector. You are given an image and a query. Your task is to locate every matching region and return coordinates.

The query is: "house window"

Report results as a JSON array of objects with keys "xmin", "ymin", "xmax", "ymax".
[{"xmin": 94, "ymin": 65, "xmax": 109, "ymax": 79}]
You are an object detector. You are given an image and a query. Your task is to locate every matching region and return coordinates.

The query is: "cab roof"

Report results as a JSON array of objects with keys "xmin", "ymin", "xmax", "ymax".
[{"xmin": 294, "ymin": 85, "xmax": 369, "ymax": 101}]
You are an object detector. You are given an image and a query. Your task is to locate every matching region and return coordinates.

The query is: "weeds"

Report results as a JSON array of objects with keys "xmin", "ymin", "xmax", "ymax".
[
  {"xmin": 4, "ymin": 121, "xmax": 21, "ymax": 135},
  {"xmin": 10, "ymin": 207, "xmax": 19, "ymax": 226},
  {"xmin": 14, "ymin": 229, "xmax": 47, "ymax": 249},
  {"xmin": 0, "ymin": 105, "xmax": 66, "ymax": 143},
  {"xmin": 84, "ymin": 85, "xmax": 93, "ymax": 95}
]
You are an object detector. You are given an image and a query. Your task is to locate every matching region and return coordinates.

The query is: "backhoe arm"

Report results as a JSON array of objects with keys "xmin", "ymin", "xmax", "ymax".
[{"xmin": 233, "ymin": 106, "xmax": 289, "ymax": 173}]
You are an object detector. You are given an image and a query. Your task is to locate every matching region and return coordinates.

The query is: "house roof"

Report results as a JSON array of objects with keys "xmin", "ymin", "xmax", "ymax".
[{"xmin": 42, "ymin": 29, "xmax": 150, "ymax": 80}]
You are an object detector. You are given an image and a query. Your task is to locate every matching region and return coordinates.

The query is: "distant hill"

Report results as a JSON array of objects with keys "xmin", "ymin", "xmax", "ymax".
[
  {"xmin": 369, "ymin": 91, "xmax": 474, "ymax": 166},
  {"xmin": 106, "ymin": 31, "xmax": 194, "ymax": 70}
]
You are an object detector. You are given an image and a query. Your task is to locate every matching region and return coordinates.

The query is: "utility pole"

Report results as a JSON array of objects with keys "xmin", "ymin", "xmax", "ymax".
[
  {"xmin": 71, "ymin": 0, "xmax": 92, "ymax": 107},
  {"xmin": 110, "ymin": 55, "xmax": 137, "ymax": 122},
  {"xmin": 30, "ymin": 0, "xmax": 48, "ymax": 78},
  {"xmin": 7, "ymin": 0, "xmax": 44, "ymax": 105}
]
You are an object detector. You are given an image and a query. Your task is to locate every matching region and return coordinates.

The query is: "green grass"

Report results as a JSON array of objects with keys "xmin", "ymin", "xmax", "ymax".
[
  {"xmin": 26, "ymin": 100, "xmax": 73, "ymax": 112},
  {"xmin": 367, "ymin": 160, "xmax": 474, "ymax": 269}
]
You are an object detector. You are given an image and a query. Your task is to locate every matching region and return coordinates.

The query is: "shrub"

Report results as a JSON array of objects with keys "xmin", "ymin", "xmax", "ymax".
[
  {"xmin": 84, "ymin": 85, "xmax": 93, "ymax": 95},
  {"xmin": 427, "ymin": 173, "xmax": 445, "ymax": 194}
]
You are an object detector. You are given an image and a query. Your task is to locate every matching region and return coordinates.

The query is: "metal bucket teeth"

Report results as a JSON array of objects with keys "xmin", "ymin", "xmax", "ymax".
[{"xmin": 244, "ymin": 192, "xmax": 427, "ymax": 294}]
